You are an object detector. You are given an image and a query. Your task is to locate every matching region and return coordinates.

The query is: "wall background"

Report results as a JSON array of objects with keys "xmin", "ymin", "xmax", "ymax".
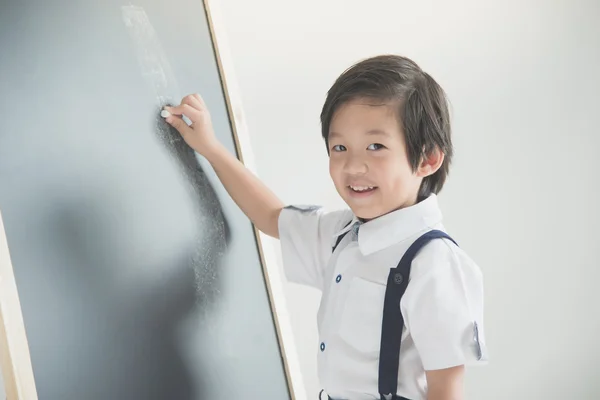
[{"xmin": 218, "ymin": 0, "xmax": 600, "ymax": 398}]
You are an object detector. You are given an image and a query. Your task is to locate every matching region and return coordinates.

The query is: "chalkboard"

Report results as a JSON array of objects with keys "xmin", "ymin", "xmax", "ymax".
[{"xmin": 0, "ymin": 0, "xmax": 299, "ymax": 399}]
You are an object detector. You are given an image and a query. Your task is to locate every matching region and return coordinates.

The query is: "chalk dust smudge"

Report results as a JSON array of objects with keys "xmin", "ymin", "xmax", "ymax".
[{"xmin": 121, "ymin": 5, "xmax": 229, "ymax": 304}]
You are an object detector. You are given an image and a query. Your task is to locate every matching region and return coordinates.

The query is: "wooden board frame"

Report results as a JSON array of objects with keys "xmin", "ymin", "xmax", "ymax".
[
  {"xmin": 0, "ymin": 1, "xmax": 306, "ymax": 399},
  {"xmin": 0, "ymin": 211, "xmax": 38, "ymax": 399}
]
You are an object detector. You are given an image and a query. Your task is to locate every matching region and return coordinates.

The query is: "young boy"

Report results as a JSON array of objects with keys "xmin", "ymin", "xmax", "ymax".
[{"xmin": 163, "ymin": 54, "xmax": 487, "ymax": 400}]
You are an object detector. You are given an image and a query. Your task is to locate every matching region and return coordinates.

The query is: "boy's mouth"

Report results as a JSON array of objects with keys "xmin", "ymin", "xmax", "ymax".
[{"xmin": 348, "ymin": 185, "xmax": 378, "ymax": 195}]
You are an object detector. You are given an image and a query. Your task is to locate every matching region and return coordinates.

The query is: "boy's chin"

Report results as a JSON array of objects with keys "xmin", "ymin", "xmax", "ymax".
[
  {"xmin": 338, "ymin": 188, "xmax": 411, "ymax": 220},
  {"xmin": 346, "ymin": 203, "xmax": 386, "ymax": 221},
  {"xmin": 346, "ymin": 200, "xmax": 413, "ymax": 221}
]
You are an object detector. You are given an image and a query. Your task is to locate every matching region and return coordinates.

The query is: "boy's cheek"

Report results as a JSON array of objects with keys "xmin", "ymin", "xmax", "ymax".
[{"xmin": 328, "ymin": 162, "xmax": 343, "ymax": 181}]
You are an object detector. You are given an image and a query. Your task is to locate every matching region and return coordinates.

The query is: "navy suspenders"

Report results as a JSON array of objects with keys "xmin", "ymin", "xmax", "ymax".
[
  {"xmin": 328, "ymin": 227, "xmax": 458, "ymax": 400},
  {"xmin": 377, "ymin": 229, "xmax": 458, "ymax": 400}
]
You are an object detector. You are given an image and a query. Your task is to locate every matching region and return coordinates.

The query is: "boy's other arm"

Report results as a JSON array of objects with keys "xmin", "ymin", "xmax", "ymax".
[
  {"xmin": 164, "ymin": 94, "xmax": 284, "ymax": 239},
  {"xmin": 403, "ymin": 241, "xmax": 487, "ymax": 400},
  {"xmin": 425, "ymin": 365, "xmax": 464, "ymax": 400}
]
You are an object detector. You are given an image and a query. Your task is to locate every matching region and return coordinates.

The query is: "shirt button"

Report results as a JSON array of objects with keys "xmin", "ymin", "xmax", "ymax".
[
  {"xmin": 394, "ymin": 272, "xmax": 404, "ymax": 284},
  {"xmin": 335, "ymin": 274, "xmax": 342, "ymax": 283},
  {"xmin": 320, "ymin": 342, "xmax": 326, "ymax": 352}
]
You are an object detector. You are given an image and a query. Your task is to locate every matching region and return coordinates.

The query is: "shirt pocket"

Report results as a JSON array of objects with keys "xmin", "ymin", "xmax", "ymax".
[{"xmin": 337, "ymin": 276, "xmax": 387, "ymax": 356}]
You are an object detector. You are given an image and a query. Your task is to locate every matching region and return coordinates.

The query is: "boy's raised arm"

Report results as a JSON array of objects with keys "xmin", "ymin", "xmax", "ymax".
[{"xmin": 164, "ymin": 94, "xmax": 284, "ymax": 239}]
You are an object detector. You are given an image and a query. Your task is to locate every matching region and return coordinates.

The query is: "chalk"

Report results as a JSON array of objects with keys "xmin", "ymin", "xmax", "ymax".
[{"xmin": 160, "ymin": 109, "xmax": 171, "ymax": 118}]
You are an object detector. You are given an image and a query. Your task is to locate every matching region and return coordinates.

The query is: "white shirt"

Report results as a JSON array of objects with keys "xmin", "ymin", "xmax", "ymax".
[{"xmin": 278, "ymin": 194, "xmax": 488, "ymax": 400}]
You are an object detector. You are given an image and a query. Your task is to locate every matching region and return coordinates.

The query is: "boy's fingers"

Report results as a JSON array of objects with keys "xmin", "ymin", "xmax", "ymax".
[
  {"xmin": 192, "ymin": 93, "xmax": 206, "ymax": 107},
  {"xmin": 182, "ymin": 93, "xmax": 204, "ymax": 109},
  {"xmin": 165, "ymin": 114, "xmax": 190, "ymax": 134},
  {"xmin": 163, "ymin": 104, "xmax": 186, "ymax": 116},
  {"xmin": 165, "ymin": 93, "xmax": 203, "ymax": 114},
  {"xmin": 164, "ymin": 103, "xmax": 203, "ymax": 124},
  {"xmin": 162, "ymin": 94, "xmax": 208, "ymax": 134}
]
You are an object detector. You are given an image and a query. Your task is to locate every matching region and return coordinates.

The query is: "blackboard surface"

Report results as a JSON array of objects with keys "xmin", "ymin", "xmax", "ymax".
[{"xmin": 0, "ymin": 1, "xmax": 291, "ymax": 399}]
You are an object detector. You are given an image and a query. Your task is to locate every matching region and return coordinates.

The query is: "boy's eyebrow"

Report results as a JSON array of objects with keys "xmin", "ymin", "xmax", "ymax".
[
  {"xmin": 365, "ymin": 129, "xmax": 390, "ymax": 137},
  {"xmin": 328, "ymin": 129, "xmax": 390, "ymax": 139}
]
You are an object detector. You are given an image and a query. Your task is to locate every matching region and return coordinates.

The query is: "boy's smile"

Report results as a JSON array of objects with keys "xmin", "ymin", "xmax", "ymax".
[
  {"xmin": 348, "ymin": 184, "xmax": 377, "ymax": 196},
  {"xmin": 327, "ymin": 98, "xmax": 426, "ymax": 220}
]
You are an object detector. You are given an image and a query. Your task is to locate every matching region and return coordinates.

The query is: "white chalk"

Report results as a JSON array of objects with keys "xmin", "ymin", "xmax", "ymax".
[{"xmin": 160, "ymin": 109, "xmax": 171, "ymax": 118}]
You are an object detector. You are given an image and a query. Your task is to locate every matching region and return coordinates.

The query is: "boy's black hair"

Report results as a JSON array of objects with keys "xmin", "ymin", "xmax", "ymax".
[{"xmin": 320, "ymin": 54, "xmax": 453, "ymax": 200}]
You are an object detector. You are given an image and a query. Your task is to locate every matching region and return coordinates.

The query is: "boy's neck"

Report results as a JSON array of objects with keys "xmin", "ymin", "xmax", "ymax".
[{"xmin": 357, "ymin": 193, "xmax": 427, "ymax": 223}]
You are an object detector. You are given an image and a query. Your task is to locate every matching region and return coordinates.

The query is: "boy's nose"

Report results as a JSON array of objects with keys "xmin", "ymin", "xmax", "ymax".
[{"xmin": 343, "ymin": 156, "xmax": 368, "ymax": 175}]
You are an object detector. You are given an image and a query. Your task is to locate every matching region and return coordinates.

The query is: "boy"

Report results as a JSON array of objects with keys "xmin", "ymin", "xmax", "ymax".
[{"xmin": 163, "ymin": 54, "xmax": 487, "ymax": 400}]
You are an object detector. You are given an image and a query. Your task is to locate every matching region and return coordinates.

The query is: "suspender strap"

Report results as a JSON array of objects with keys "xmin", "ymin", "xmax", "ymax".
[{"xmin": 378, "ymin": 230, "xmax": 458, "ymax": 399}]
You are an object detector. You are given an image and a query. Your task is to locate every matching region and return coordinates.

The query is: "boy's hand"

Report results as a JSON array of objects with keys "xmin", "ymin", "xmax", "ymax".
[
  {"xmin": 163, "ymin": 94, "xmax": 219, "ymax": 156},
  {"xmin": 161, "ymin": 94, "xmax": 283, "ymax": 238}
]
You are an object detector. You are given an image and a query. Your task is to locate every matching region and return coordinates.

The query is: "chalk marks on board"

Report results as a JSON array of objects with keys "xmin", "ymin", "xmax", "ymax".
[
  {"xmin": 121, "ymin": 5, "xmax": 178, "ymax": 111},
  {"xmin": 122, "ymin": 4, "xmax": 230, "ymax": 303}
]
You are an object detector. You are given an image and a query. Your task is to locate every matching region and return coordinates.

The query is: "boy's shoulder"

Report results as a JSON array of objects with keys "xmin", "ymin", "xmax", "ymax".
[
  {"xmin": 280, "ymin": 204, "xmax": 354, "ymax": 244},
  {"xmin": 409, "ymin": 231, "xmax": 483, "ymax": 282},
  {"xmin": 282, "ymin": 204, "xmax": 353, "ymax": 226}
]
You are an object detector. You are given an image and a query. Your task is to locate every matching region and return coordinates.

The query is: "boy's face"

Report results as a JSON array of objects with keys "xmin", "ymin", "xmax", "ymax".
[{"xmin": 327, "ymin": 98, "xmax": 423, "ymax": 220}]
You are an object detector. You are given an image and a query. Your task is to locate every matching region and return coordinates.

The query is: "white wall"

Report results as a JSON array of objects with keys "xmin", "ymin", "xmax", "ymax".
[{"xmin": 219, "ymin": 0, "xmax": 600, "ymax": 398}]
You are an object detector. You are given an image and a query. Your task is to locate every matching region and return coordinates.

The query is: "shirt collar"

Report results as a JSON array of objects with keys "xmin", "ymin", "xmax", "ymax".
[{"xmin": 332, "ymin": 194, "xmax": 444, "ymax": 255}]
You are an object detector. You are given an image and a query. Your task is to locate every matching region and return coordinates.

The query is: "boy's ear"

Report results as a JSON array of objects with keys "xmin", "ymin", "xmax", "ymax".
[{"xmin": 416, "ymin": 146, "xmax": 444, "ymax": 178}]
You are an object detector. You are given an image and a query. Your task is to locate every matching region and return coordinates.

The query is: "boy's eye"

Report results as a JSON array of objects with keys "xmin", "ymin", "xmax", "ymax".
[
  {"xmin": 367, "ymin": 143, "xmax": 385, "ymax": 150},
  {"xmin": 332, "ymin": 144, "xmax": 346, "ymax": 152}
]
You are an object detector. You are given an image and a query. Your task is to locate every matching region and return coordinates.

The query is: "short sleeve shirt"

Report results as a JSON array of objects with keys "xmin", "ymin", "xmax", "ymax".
[{"xmin": 277, "ymin": 194, "xmax": 488, "ymax": 400}]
